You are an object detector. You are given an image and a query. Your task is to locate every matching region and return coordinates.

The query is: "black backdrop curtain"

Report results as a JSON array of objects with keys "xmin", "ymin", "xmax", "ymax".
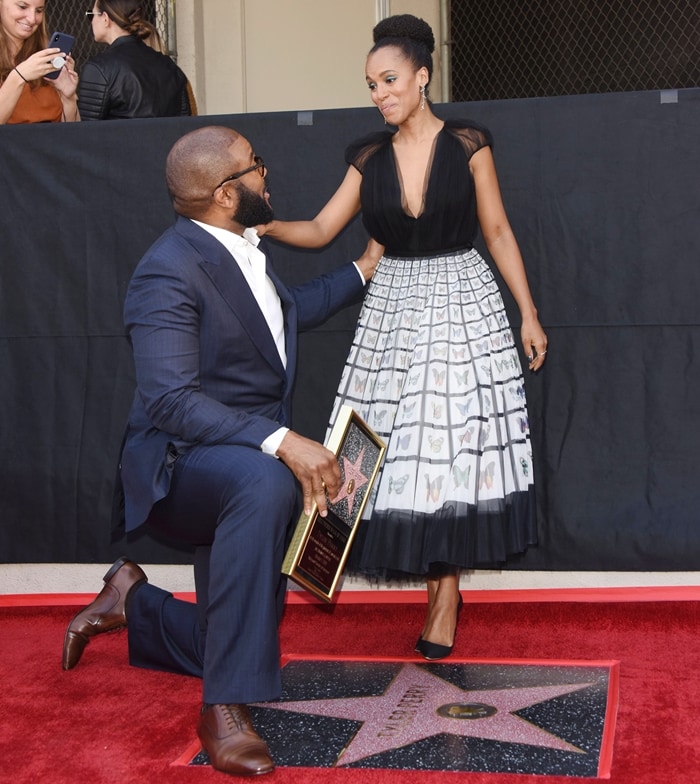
[{"xmin": 1, "ymin": 89, "xmax": 699, "ymax": 568}]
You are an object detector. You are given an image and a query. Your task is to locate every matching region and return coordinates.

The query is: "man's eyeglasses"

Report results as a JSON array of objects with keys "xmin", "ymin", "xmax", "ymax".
[
  {"xmin": 85, "ymin": 10, "xmax": 104, "ymax": 18},
  {"xmin": 212, "ymin": 157, "xmax": 266, "ymax": 196}
]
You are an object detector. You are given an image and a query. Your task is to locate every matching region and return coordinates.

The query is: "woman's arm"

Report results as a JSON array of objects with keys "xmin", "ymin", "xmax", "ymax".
[
  {"xmin": 0, "ymin": 67, "xmax": 29, "ymax": 124},
  {"xmin": 264, "ymin": 165, "xmax": 363, "ymax": 248},
  {"xmin": 471, "ymin": 145, "xmax": 548, "ymax": 370},
  {"xmin": 1, "ymin": 48, "xmax": 60, "ymax": 123},
  {"xmin": 1, "ymin": 49, "xmax": 80, "ymax": 124},
  {"xmin": 76, "ymin": 61, "xmax": 109, "ymax": 121}
]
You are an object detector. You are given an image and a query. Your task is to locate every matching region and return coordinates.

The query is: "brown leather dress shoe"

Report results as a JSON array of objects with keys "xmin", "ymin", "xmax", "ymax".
[
  {"xmin": 62, "ymin": 556, "xmax": 147, "ymax": 670},
  {"xmin": 197, "ymin": 703, "xmax": 274, "ymax": 776}
]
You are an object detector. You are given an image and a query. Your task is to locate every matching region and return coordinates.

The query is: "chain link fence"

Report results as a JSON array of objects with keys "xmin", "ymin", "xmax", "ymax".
[
  {"xmin": 450, "ymin": 0, "xmax": 700, "ymax": 101},
  {"xmin": 45, "ymin": 0, "xmax": 172, "ymax": 70}
]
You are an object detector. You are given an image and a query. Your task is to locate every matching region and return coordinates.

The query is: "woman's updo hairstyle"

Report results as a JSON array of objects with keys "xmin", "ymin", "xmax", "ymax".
[
  {"xmin": 97, "ymin": 0, "xmax": 164, "ymax": 49},
  {"xmin": 370, "ymin": 14, "xmax": 435, "ymax": 94}
]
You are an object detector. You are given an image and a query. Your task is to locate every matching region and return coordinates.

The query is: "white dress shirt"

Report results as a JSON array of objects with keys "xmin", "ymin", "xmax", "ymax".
[{"xmin": 191, "ymin": 220, "xmax": 289, "ymax": 455}]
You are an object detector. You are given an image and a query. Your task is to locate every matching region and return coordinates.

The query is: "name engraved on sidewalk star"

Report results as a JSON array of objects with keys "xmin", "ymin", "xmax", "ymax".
[{"xmin": 377, "ymin": 686, "xmax": 428, "ymax": 737}]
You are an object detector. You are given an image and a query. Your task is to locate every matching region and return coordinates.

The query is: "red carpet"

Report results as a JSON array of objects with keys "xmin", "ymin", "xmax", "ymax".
[{"xmin": 1, "ymin": 597, "xmax": 698, "ymax": 783}]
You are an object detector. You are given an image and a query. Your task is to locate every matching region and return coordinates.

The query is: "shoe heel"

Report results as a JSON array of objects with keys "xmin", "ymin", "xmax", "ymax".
[
  {"xmin": 102, "ymin": 556, "xmax": 129, "ymax": 583},
  {"xmin": 417, "ymin": 593, "xmax": 463, "ymax": 661}
]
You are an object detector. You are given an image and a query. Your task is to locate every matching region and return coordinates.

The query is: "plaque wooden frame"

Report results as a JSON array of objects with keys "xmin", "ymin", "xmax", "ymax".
[{"xmin": 281, "ymin": 405, "xmax": 386, "ymax": 602}]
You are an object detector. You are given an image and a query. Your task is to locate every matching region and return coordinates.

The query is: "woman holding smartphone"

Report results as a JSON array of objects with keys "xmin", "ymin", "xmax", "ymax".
[{"xmin": 0, "ymin": 0, "xmax": 79, "ymax": 123}]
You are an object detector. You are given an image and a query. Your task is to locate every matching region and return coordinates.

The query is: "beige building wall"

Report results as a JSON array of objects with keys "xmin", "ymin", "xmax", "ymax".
[{"xmin": 175, "ymin": 0, "xmax": 442, "ymax": 116}]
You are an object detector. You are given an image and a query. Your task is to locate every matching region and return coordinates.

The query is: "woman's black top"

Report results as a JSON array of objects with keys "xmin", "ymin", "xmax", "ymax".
[
  {"xmin": 345, "ymin": 119, "xmax": 493, "ymax": 257},
  {"xmin": 78, "ymin": 35, "xmax": 191, "ymax": 120}
]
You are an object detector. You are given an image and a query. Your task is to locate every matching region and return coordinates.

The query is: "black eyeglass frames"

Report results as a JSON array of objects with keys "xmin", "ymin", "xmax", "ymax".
[
  {"xmin": 212, "ymin": 156, "xmax": 267, "ymax": 196},
  {"xmin": 85, "ymin": 10, "xmax": 104, "ymax": 18}
]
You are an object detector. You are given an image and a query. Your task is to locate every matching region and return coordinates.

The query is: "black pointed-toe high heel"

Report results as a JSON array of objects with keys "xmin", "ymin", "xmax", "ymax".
[
  {"xmin": 415, "ymin": 637, "xmax": 452, "ymax": 660},
  {"xmin": 415, "ymin": 594, "xmax": 463, "ymax": 661}
]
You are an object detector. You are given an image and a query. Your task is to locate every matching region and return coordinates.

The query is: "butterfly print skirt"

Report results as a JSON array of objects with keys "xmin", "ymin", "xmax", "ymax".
[{"xmin": 327, "ymin": 248, "xmax": 538, "ymax": 576}]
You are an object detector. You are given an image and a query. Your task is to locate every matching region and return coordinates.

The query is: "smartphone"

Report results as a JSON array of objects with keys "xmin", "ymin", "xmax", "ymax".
[{"xmin": 45, "ymin": 31, "xmax": 75, "ymax": 80}]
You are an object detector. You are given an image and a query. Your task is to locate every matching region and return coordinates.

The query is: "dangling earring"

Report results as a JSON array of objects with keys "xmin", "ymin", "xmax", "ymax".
[{"xmin": 420, "ymin": 84, "xmax": 426, "ymax": 110}]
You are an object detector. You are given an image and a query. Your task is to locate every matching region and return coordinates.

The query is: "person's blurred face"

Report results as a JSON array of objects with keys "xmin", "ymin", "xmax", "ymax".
[{"xmin": 0, "ymin": 0, "xmax": 44, "ymax": 48}]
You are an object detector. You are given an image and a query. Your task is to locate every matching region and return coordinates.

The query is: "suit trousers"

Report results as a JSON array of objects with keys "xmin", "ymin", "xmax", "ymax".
[{"xmin": 126, "ymin": 444, "xmax": 298, "ymax": 704}]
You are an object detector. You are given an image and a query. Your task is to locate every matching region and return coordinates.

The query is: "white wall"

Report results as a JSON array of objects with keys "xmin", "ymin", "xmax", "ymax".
[
  {"xmin": 3, "ymin": 563, "xmax": 700, "ymax": 595},
  {"xmin": 175, "ymin": 0, "xmax": 442, "ymax": 115}
]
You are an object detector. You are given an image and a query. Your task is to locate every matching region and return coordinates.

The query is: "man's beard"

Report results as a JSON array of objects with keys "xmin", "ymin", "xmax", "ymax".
[{"xmin": 233, "ymin": 181, "xmax": 274, "ymax": 227}]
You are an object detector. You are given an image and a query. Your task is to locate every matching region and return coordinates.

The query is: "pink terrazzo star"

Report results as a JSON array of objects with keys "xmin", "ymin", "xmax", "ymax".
[
  {"xmin": 256, "ymin": 663, "xmax": 592, "ymax": 766},
  {"xmin": 330, "ymin": 446, "xmax": 369, "ymax": 518}
]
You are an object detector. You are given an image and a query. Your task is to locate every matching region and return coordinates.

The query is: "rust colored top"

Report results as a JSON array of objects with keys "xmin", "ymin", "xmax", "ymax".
[{"xmin": 7, "ymin": 82, "xmax": 62, "ymax": 124}]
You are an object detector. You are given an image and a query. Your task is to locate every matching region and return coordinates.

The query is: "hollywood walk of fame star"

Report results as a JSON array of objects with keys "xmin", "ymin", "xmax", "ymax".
[
  {"xmin": 330, "ymin": 446, "xmax": 368, "ymax": 518},
  {"xmin": 255, "ymin": 663, "xmax": 595, "ymax": 766}
]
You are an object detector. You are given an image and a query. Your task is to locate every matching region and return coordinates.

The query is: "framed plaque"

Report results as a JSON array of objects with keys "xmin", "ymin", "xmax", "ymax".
[{"xmin": 282, "ymin": 405, "xmax": 386, "ymax": 602}]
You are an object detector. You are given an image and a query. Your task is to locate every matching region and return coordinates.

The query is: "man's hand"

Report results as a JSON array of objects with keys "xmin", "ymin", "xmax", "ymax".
[
  {"xmin": 355, "ymin": 237, "xmax": 384, "ymax": 282},
  {"xmin": 276, "ymin": 431, "xmax": 341, "ymax": 517}
]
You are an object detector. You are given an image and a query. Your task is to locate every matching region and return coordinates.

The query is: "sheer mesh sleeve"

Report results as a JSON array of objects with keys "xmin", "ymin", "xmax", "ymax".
[
  {"xmin": 345, "ymin": 131, "xmax": 395, "ymax": 173},
  {"xmin": 349, "ymin": 120, "xmax": 489, "ymax": 255},
  {"xmin": 444, "ymin": 119, "xmax": 494, "ymax": 160}
]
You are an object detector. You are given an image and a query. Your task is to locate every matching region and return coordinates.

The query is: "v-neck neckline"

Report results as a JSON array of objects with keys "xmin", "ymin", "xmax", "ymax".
[{"xmin": 390, "ymin": 125, "xmax": 445, "ymax": 220}]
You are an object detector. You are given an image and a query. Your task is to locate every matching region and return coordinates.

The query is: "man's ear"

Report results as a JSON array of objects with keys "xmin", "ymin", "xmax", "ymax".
[{"xmin": 212, "ymin": 184, "xmax": 236, "ymax": 210}]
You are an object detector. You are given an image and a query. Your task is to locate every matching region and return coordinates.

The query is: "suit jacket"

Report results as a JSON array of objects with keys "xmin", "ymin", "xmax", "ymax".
[{"xmin": 120, "ymin": 216, "xmax": 364, "ymax": 532}]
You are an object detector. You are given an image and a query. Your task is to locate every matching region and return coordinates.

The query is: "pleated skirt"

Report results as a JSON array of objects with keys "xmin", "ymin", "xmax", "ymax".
[{"xmin": 327, "ymin": 249, "xmax": 538, "ymax": 576}]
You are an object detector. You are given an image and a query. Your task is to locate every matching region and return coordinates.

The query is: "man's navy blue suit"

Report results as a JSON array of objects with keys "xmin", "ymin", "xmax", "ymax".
[{"xmin": 119, "ymin": 215, "xmax": 364, "ymax": 704}]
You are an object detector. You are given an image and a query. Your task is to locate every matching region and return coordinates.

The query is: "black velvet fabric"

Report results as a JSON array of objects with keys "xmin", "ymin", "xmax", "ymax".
[{"xmin": 1, "ymin": 89, "xmax": 699, "ymax": 568}]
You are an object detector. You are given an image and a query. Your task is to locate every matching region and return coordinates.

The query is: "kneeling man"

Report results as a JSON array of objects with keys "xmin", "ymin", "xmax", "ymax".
[{"xmin": 62, "ymin": 125, "xmax": 380, "ymax": 776}]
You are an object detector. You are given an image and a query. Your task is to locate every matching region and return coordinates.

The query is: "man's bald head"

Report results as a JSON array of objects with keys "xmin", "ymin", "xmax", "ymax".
[{"xmin": 165, "ymin": 126, "xmax": 245, "ymax": 219}]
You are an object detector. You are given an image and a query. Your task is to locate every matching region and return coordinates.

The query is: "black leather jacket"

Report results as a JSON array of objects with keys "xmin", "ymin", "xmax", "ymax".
[{"xmin": 78, "ymin": 35, "xmax": 191, "ymax": 120}]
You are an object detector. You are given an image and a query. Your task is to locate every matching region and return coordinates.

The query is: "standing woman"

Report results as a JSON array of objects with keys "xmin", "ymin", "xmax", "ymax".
[
  {"xmin": 0, "ymin": 0, "xmax": 79, "ymax": 124},
  {"xmin": 78, "ymin": 0, "xmax": 191, "ymax": 120},
  {"xmin": 265, "ymin": 15, "xmax": 547, "ymax": 659}
]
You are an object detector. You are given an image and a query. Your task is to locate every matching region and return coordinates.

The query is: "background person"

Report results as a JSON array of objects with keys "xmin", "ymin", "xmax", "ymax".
[
  {"xmin": 62, "ymin": 125, "xmax": 381, "ymax": 777},
  {"xmin": 0, "ymin": 0, "xmax": 79, "ymax": 123},
  {"xmin": 263, "ymin": 14, "xmax": 548, "ymax": 661},
  {"xmin": 78, "ymin": 0, "xmax": 191, "ymax": 120}
]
